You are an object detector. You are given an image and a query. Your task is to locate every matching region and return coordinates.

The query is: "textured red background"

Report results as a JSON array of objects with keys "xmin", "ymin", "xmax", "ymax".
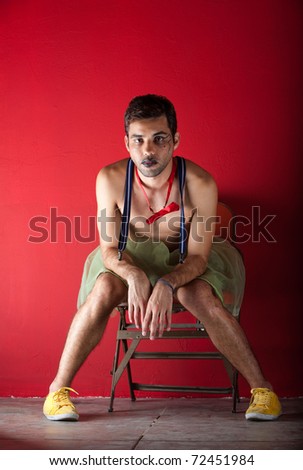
[{"xmin": 1, "ymin": 0, "xmax": 302, "ymax": 397}]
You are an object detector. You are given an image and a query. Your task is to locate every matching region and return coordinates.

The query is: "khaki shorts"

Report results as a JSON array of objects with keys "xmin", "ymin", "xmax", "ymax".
[{"xmin": 77, "ymin": 237, "xmax": 245, "ymax": 318}]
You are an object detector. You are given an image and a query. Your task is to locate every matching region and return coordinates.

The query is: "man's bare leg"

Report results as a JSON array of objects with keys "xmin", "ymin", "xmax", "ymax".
[
  {"xmin": 176, "ymin": 279, "xmax": 282, "ymax": 420},
  {"xmin": 176, "ymin": 279, "xmax": 271, "ymax": 390},
  {"xmin": 49, "ymin": 273, "xmax": 128, "ymax": 392}
]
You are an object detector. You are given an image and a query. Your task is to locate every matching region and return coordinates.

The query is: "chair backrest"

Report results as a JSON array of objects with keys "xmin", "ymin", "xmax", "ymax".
[{"xmin": 215, "ymin": 202, "xmax": 234, "ymax": 241}]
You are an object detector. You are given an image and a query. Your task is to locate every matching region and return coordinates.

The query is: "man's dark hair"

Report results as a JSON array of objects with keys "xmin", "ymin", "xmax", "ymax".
[{"xmin": 124, "ymin": 94, "xmax": 177, "ymax": 138}]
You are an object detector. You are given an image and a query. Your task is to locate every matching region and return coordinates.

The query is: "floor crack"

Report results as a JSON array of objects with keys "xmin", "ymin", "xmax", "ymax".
[{"xmin": 132, "ymin": 408, "xmax": 166, "ymax": 449}]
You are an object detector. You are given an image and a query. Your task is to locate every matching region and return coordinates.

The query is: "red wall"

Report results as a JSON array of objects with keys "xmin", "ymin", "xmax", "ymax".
[{"xmin": 1, "ymin": 0, "xmax": 302, "ymax": 398}]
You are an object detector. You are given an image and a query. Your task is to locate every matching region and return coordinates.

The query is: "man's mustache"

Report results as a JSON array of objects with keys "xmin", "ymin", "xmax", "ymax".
[{"xmin": 142, "ymin": 156, "xmax": 157, "ymax": 164}]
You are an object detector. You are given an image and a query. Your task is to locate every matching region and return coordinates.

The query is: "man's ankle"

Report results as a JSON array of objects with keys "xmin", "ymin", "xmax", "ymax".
[
  {"xmin": 250, "ymin": 381, "xmax": 273, "ymax": 391},
  {"xmin": 49, "ymin": 382, "xmax": 65, "ymax": 393}
]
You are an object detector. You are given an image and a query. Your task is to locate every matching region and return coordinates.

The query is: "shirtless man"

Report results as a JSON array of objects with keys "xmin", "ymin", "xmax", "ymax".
[{"xmin": 43, "ymin": 94, "xmax": 281, "ymax": 421}]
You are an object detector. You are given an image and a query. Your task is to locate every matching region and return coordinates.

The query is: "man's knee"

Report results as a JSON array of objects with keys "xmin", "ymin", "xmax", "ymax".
[
  {"xmin": 86, "ymin": 273, "xmax": 127, "ymax": 310},
  {"xmin": 176, "ymin": 280, "xmax": 221, "ymax": 314}
]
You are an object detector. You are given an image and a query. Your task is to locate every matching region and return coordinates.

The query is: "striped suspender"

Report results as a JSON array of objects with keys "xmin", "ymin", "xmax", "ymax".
[
  {"xmin": 118, "ymin": 157, "xmax": 187, "ymax": 263},
  {"xmin": 176, "ymin": 156, "xmax": 187, "ymax": 263},
  {"xmin": 118, "ymin": 158, "xmax": 134, "ymax": 260}
]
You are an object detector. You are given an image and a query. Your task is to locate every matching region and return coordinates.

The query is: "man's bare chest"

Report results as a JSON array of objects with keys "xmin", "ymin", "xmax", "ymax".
[{"xmin": 117, "ymin": 182, "xmax": 193, "ymax": 249}]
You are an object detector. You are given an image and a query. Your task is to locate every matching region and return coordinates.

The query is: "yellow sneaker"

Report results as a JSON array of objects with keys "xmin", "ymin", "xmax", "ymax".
[
  {"xmin": 43, "ymin": 387, "xmax": 79, "ymax": 421},
  {"xmin": 245, "ymin": 388, "xmax": 282, "ymax": 421}
]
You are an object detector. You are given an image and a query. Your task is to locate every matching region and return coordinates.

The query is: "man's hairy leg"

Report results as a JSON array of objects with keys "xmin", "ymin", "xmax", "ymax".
[
  {"xmin": 176, "ymin": 279, "xmax": 272, "ymax": 390},
  {"xmin": 49, "ymin": 273, "xmax": 128, "ymax": 392}
]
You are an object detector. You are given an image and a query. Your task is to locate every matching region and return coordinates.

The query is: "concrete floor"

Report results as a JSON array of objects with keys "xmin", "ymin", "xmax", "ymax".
[{"xmin": 0, "ymin": 397, "xmax": 302, "ymax": 450}]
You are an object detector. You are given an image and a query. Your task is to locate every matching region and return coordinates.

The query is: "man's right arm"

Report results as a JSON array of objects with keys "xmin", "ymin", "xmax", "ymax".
[{"xmin": 96, "ymin": 166, "xmax": 151, "ymax": 326}]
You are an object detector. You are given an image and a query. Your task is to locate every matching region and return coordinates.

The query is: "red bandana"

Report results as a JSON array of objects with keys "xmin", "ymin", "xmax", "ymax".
[{"xmin": 135, "ymin": 159, "xmax": 180, "ymax": 225}]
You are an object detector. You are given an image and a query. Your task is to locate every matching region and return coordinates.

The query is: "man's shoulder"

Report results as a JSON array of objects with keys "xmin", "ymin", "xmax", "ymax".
[
  {"xmin": 182, "ymin": 159, "xmax": 217, "ymax": 208},
  {"xmin": 183, "ymin": 158, "xmax": 216, "ymax": 186},
  {"xmin": 97, "ymin": 158, "xmax": 129, "ymax": 179}
]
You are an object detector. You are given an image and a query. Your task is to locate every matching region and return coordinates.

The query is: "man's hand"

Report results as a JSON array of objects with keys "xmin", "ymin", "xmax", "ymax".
[
  {"xmin": 127, "ymin": 273, "xmax": 151, "ymax": 329},
  {"xmin": 142, "ymin": 281, "xmax": 173, "ymax": 340}
]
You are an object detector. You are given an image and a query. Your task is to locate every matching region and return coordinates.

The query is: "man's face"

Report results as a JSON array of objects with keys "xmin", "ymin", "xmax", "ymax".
[{"xmin": 124, "ymin": 115, "xmax": 180, "ymax": 177}]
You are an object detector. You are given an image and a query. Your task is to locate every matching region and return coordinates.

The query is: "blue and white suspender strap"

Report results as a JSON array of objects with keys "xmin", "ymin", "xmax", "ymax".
[
  {"xmin": 118, "ymin": 157, "xmax": 187, "ymax": 263},
  {"xmin": 118, "ymin": 158, "xmax": 134, "ymax": 260},
  {"xmin": 176, "ymin": 156, "xmax": 187, "ymax": 263}
]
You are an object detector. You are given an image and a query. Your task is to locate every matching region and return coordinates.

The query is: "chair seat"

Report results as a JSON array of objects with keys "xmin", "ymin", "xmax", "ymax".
[{"xmin": 117, "ymin": 301, "xmax": 206, "ymax": 330}]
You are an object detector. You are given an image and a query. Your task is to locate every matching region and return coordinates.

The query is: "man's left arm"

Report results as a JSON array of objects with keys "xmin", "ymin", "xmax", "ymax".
[{"xmin": 142, "ymin": 172, "xmax": 218, "ymax": 339}]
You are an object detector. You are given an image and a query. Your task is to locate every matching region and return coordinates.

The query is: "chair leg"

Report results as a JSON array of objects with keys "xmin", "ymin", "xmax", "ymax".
[
  {"xmin": 232, "ymin": 369, "xmax": 239, "ymax": 413},
  {"xmin": 120, "ymin": 307, "xmax": 136, "ymax": 401},
  {"xmin": 122, "ymin": 338, "xmax": 136, "ymax": 402},
  {"xmin": 108, "ymin": 320, "xmax": 123, "ymax": 412},
  {"xmin": 108, "ymin": 340, "xmax": 140, "ymax": 411},
  {"xmin": 222, "ymin": 356, "xmax": 239, "ymax": 413}
]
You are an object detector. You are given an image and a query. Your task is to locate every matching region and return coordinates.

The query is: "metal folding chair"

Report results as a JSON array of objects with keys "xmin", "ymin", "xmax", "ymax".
[{"xmin": 108, "ymin": 202, "xmax": 241, "ymax": 413}]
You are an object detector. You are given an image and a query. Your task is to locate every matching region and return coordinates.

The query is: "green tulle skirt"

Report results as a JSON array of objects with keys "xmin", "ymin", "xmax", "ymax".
[{"xmin": 77, "ymin": 237, "xmax": 245, "ymax": 318}]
